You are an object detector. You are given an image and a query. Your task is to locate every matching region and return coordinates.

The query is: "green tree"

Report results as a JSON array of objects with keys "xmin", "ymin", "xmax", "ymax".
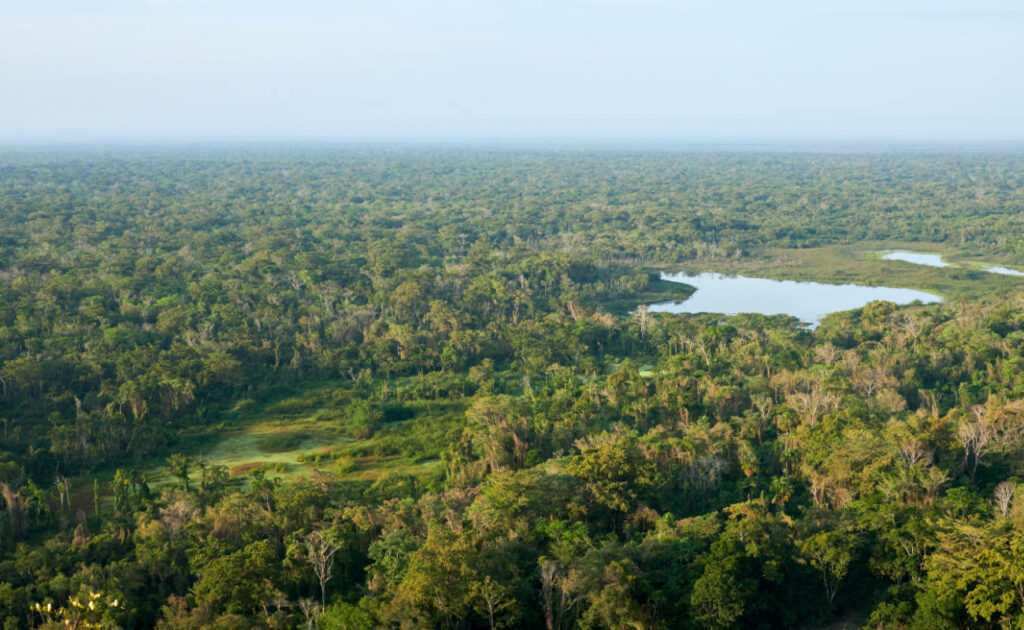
[{"xmin": 165, "ymin": 454, "xmax": 192, "ymax": 492}]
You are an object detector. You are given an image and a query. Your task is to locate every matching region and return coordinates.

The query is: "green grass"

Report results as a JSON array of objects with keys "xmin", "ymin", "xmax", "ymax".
[
  {"xmin": 127, "ymin": 378, "xmax": 464, "ymax": 492},
  {"xmin": 258, "ymin": 431, "xmax": 312, "ymax": 453}
]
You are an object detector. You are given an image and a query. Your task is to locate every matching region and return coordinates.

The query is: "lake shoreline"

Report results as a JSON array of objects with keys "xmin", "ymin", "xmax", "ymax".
[{"xmin": 648, "ymin": 271, "xmax": 942, "ymax": 327}]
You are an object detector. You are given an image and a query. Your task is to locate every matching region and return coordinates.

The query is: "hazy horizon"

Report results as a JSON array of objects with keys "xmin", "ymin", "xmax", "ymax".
[
  {"xmin": 4, "ymin": 140, "xmax": 1024, "ymax": 153},
  {"xmin": 3, "ymin": 0, "xmax": 1022, "ymax": 144}
]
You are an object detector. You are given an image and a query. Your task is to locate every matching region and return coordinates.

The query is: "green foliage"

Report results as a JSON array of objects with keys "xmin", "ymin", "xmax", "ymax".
[
  {"xmin": 2, "ymin": 148, "xmax": 1024, "ymax": 628},
  {"xmin": 191, "ymin": 540, "xmax": 280, "ymax": 614},
  {"xmin": 258, "ymin": 432, "xmax": 309, "ymax": 453},
  {"xmin": 320, "ymin": 599, "xmax": 375, "ymax": 630}
]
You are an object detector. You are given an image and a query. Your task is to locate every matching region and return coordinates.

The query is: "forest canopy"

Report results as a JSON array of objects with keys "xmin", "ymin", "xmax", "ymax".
[{"xmin": 2, "ymin": 148, "xmax": 1024, "ymax": 629}]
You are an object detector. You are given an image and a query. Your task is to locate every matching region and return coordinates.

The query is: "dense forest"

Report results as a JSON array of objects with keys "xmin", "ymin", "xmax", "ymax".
[{"xmin": 2, "ymin": 148, "xmax": 1024, "ymax": 629}]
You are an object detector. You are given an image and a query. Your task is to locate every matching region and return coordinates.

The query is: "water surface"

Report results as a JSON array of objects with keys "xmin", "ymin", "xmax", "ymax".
[
  {"xmin": 981, "ymin": 265, "xmax": 1024, "ymax": 277},
  {"xmin": 882, "ymin": 251, "xmax": 949, "ymax": 267},
  {"xmin": 649, "ymin": 272, "xmax": 941, "ymax": 326},
  {"xmin": 880, "ymin": 250, "xmax": 1023, "ymax": 276}
]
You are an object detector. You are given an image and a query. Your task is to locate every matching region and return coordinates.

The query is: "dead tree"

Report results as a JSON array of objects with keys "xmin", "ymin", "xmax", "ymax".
[{"xmin": 304, "ymin": 529, "xmax": 341, "ymax": 612}]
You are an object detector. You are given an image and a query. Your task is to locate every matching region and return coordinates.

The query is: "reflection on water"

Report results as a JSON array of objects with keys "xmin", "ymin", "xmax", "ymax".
[
  {"xmin": 882, "ymin": 251, "xmax": 949, "ymax": 267},
  {"xmin": 880, "ymin": 250, "xmax": 1024, "ymax": 277},
  {"xmin": 649, "ymin": 272, "xmax": 941, "ymax": 327},
  {"xmin": 982, "ymin": 266, "xmax": 1024, "ymax": 277}
]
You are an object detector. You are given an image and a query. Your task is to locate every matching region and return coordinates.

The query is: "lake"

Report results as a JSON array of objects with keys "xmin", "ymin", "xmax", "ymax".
[{"xmin": 648, "ymin": 272, "xmax": 941, "ymax": 326}]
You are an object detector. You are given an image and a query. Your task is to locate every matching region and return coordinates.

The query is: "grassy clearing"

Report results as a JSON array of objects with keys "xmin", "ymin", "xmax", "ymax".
[
  {"xmin": 186, "ymin": 413, "xmax": 343, "ymax": 479},
  {"xmin": 128, "ymin": 378, "xmax": 465, "ymax": 492}
]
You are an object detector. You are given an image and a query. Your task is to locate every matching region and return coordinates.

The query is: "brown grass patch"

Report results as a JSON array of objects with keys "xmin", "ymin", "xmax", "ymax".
[{"xmin": 230, "ymin": 462, "xmax": 266, "ymax": 476}]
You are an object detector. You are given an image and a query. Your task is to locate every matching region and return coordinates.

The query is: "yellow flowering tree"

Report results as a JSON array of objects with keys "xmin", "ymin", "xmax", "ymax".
[{"xmin": 31, "ymin": 590, "xmax": 123, "ymax": 629}]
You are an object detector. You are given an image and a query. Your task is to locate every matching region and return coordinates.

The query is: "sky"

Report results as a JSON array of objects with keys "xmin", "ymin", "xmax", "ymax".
[{"xmin": 1, "ymin": 0, "xmax": 1022, "ymax": 143}]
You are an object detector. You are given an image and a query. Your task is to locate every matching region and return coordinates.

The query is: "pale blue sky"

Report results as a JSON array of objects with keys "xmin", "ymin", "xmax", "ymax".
[{"xmin": 1, "ymin": 0, "xmax": 1022, "ymax": 143}]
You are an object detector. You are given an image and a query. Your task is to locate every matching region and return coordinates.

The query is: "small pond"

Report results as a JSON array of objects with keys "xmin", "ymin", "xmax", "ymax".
[
  {"xmin": 648, "ymin": 272, "xmax": 941, "ymax": 326},
  {"xmin": 980, "ymin": 266, "xmax": 1024, "ymax": 277},
  {"xmin": 882, "ymin": 251, "xmax": 950, "ymax": 267},
  {"xmin": 880, "ymin": 250, "xmax": 1024, "ymax": 276}
]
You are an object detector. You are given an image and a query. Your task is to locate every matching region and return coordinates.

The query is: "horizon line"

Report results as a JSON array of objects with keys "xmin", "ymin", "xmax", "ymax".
[{"xmin": 3, "ymin": 138, "xmax": 1024, "ymax": 152}]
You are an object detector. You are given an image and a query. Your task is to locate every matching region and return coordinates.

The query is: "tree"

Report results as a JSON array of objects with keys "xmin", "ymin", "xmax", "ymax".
[
  {"xmin": 995, "ymin": 481, "xmax": 1017, "ymax": 519},
  {"xmin": 799, "ymin": 530, "xmax": 857, "ymax": 606},
  {"xmin": 691, "ymin": 553, "xmax": 751, "ymax": 630},
  {"xmin": 93, "ymin": 479, "xmax": 101, "ymax": 523},
  {"xmin": 113, "ymin": 469, "xmax": 132, "ymax": 516},
  {"xmin": 192, "ymin": 540, "xmax": 279, "ymax": 615},
  {"xmin": 31, "ymin": 590, "xmax": 123, "ymax": 630},
  {"xmin": 567, "ymin": 428, "xmax": 657, "ymax": 529},
  {"xmin": 926, "ymin": 523, "xmax": 1024, "ymax": 627},
  {"xmin": 466, "ymin": 395, "xmax": 530, "ymax": 472},
  {"xmin": 165, "ymin": 454, "xmax": 192, "ymax": 492},
  {"xmin": 304, "ymin": 529, "xmax": 342, "ymax": 612},
  {"xmin": 54, "ymin": 476, "xmax": 71, "ymax": 518},
  {"xmin": 472, "ymin": 576, "xmax": 516, "ymax": 630},
  {"xmin": 539, "ymin": 558, "xmax": 585, "ymax": 630}
]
